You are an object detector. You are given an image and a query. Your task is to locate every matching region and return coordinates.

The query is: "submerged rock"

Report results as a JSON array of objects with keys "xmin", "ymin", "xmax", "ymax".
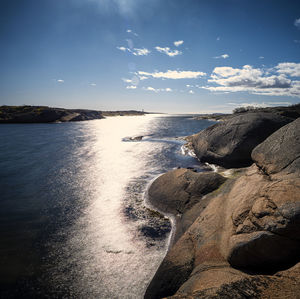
[{"xmin": 123, "ymin": 136, "xmax": 144, "ymax": 142}]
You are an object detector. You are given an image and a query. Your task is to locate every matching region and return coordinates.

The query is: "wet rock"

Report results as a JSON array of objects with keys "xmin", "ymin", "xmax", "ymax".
[
  {"xmin": 123, "ymin": 136, "xmax": 144, "ymax": 142},
  {"xmin": 130, "ymin": 136, "xmax": 143, "ymax": 141},
  {"xmin": 139, "ymin": 224, "xmax": 171, "ymax": 240}
]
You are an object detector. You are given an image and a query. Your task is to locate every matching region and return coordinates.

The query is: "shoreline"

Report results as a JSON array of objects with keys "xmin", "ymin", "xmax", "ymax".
[
  {"xmin": 0, "ymin": 105, "xmax": 148, "ymax": 124},
  {"xmin": 143, "ymin": 174, "xmax": 177, "ymax": 251},
  {"xmin": 145, "ymin": 106, "xmax": 300, "ymax": 298}
]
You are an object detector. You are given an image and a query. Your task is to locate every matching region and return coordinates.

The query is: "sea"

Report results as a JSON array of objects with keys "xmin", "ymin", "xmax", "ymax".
[{"xmin": 0, "ymin": 114, "xmax": 215, "ymax": 298}]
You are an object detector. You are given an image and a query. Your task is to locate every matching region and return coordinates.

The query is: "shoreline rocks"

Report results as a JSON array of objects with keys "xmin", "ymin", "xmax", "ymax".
[
  {"xmin": 145, "ymin": 111, "xmax": 300, "ymax": 298},
  {"xmin": 191, "ymin": 112, "xmax": 292, "ymax": 168}
]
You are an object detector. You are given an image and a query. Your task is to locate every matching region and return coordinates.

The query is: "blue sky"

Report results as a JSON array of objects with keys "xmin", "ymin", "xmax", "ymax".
[{"xmin": 0, "ymin": 0, "xmax": 300, "ymax": 113}]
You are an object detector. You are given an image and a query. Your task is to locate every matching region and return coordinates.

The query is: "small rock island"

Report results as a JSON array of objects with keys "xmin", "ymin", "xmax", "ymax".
[{"xmin": 145, "ymin": 104, "xmax": 300, "ymax": 298}]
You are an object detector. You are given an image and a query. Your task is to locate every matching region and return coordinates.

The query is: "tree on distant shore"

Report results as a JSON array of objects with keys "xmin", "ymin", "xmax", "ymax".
[{"xmin": 233, "ymin": 106, "xmax": 258, "ymax": 114}]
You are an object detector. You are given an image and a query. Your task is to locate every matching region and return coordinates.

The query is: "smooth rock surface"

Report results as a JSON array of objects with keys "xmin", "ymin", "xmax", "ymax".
[
  {"xmin": 191, "ymin": 112, "xmax": 291, "ymax": 168},
  {"xmin": 147, "ymin": 169, "xmax": 226, "ymax": 244},
  {"xmin": 252, "ymin": 117, "xmax": 300, "ymax": 175},
  {"xmin": 146, "ymin": 115, "xmax": 300, "ymax": 298}
]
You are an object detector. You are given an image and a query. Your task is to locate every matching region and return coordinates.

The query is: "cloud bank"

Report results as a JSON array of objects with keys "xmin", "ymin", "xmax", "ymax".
[{"xmin": 202, "ymin": 63, "xmax": 300, "ymax": 97}]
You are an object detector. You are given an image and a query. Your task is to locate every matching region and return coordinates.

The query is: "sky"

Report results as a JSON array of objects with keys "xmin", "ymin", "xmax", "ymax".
[{"xmin": 0, "ymin": 0, "xmax": 300, "ymax": 113}]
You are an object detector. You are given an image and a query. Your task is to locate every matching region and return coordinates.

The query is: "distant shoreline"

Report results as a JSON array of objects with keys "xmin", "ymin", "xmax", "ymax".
[{"xmin": 0, "ymin": 105, "xmax": 148, "ymax": 124}]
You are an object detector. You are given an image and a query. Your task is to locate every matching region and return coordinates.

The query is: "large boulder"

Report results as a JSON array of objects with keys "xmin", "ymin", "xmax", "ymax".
[
  {"xmin": 191, "ymin": 112, "xmax": 291, "ymax": 168},
  {"xmin": 148, "ymin": 168, "xmax": 226, "ymax": 243},
  {"xmin": 168, "ymin": 262, "xmax": 300, "ymax": 298},
  {"xmin": 252, "ymin": 117, "xmax": 300, "ymax": 175},
  {"xmin": 146, "ymin": 116, "xmax": 300, "ymax": 298},
  {"xmin": 148, "ymin": 169, "xmax": 226, "ymax": 216}
]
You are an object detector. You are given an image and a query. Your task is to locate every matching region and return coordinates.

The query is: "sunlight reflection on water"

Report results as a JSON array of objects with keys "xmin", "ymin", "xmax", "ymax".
[
  {"xmin": 0, "ymin": 114, "xmax": 213, "ymax": 298},
  {"xmin": 51, "ymin": 115, "xmax": 170, "ymax": 298}
]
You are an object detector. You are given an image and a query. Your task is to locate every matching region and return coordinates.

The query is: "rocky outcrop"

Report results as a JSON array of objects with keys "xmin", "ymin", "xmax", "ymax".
[
  {"xmin": 148, "ymin": 169, "xmax": 226, "ymax": 242},
  {"xmin": 191, "ymin": 112, "xmax": 291, "ymax": 168},
  {"xmin": 145, "ymin": 116, "xmax": 300, "ymax": 298},
  {"xmin": 252, "ymin": 117, "xmax": 300, "ymax": 175}
]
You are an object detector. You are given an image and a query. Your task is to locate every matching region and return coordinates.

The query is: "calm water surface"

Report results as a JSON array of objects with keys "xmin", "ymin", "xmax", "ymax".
[{"xmin": 0, "ymin": 115, "xmax": 214, "ymax": 298}]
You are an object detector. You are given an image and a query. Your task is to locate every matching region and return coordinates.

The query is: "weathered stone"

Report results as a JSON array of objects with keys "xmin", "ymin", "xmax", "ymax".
[
  {"xmin": 252, "ymin": 117, "xmax": 300, "ymax": 175},
  {"xmin": 146, "ymin": 113, "xmax": 300, "ymax": 299},
  {"xmin": 148, "ymin": 169, "xmax": 226, "ymax": 216},
  {"xmin": 191, "ymin": 112, "xmax": 291, "ymax": 168}
]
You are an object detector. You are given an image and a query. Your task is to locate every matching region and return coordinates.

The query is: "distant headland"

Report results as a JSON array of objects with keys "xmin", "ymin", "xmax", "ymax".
[{"xmin": 0, "ymin": 105, "xmax": 147, "ymax": 124}]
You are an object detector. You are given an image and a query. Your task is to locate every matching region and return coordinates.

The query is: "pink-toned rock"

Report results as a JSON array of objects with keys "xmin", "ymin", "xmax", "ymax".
[{"xmin": 145, "ymin": 116, "xmax": 300, "ymax": 299}]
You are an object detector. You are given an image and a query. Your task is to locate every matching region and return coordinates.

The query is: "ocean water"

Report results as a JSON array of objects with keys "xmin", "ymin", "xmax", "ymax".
[{"xmin": 0, "ymin": 114, "xmax": 214, "ymax": 298}]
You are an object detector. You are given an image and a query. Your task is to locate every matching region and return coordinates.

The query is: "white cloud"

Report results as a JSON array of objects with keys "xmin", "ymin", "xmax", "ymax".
[
  {"xmin": 138, "ymin": 69, "xmax": 206, "ymax": 80},
  {"xmin": 57, "ymin": 79, "xmax": 64, "ymax": 83},
  {"xmin": 126, "ymin": 29, "xmax": 138, "ymax": 36},
  {"xmin": 189, "ymin": 90, "xmax": 194, "ymax": 94},
  {"xmin": 131, "ymin": 48, "xmax": 150, "ymax": 56},
  {"xmin": 122, "ymin": 78, "xmax": 132, "ymax": 83},
  {"xmin": 126, "ymin": 85, "xmax": 137, "ymax": 89},
  {"xmin": 294, "ymin": 18, "xmax": 300, "ymax": 28},
  {"xmin": 117, "ymin": 46, "xmax": 127, "ymax": 52},
  {"xmin": 216, "ymin": 36, "xmax": 220, "ymax": 41},
  {"xmin": 143, "ymin": 87, "xmax": 173, "ymax": 92},
  {"xmin": 174, "ymin": 40, "xmax": 184, "ymax": 47},
  {"xmin": 117, "ymin": 46, "xmax": 150, "ymax": 56},
  {"xmin": 202, "ymin": 64, "xmax": 300, "ymax": 97},
  {"xmin": 89, "ymin": 83, "xmax": 96, "ymax": 86},
  {"xmin": 214, "ymin": 54, "xmax": 229, "ymax": 59},
  {"xmin": 259, "ymin": 56, "xmax": 264, "ymax": 59},
  {"xmin": 155, "ymin": 46, "xmax": 182, "ymax": 57},
  {"xmin": 276, "ymin": 62, "xmax": 300, "ymax": 77},
  {"xmin": 145, "ymin": 86, "xmax": 157, "ymax": 92},
  {"xmin": 139, "ymin": 76, "xmax": 148, "ymax": 80}
]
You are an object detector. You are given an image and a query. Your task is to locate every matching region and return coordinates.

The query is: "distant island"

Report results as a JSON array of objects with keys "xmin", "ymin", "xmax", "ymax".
[{"xmin": 0, "ymin": 105, "xmax": 147, "ymax": 123}]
